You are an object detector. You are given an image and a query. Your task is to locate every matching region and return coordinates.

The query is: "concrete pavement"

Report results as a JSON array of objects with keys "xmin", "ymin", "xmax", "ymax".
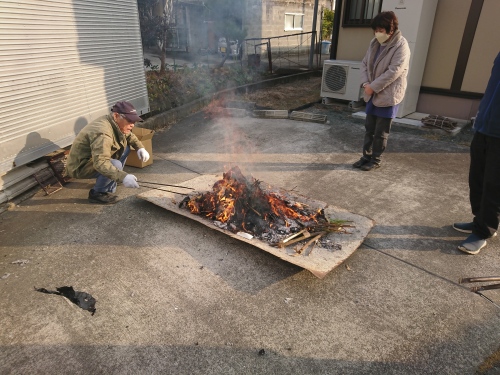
[{"xmin": 1, "ymin": 105, "xmax": 499, "ymax": 374}]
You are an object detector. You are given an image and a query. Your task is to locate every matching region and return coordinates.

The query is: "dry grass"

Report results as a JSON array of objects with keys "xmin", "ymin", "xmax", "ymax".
[{"xmin": 241, "ymin": 77, "xmax": 322, "ymax": 110}]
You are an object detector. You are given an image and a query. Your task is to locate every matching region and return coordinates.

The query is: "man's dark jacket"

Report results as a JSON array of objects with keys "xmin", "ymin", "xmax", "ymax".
[{"xmin": 474, "ymin": 52, "xmax": 500, "ymax": 138}]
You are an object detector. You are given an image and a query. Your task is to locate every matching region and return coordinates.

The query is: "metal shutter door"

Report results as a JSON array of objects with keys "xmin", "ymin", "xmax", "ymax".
[{"xmin": 0, "ymin": 0, "xmax": 149, "ymax": 174}]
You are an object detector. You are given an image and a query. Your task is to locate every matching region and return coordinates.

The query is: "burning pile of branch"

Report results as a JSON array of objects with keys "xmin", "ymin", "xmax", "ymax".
[{"xmin": 179, "ymin": 166, "xmax": 352, "ymax": 254}]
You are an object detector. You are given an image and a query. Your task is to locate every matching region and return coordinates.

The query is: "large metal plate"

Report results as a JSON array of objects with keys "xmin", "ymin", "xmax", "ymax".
[{"xmin": 138, "ymin": 174, "xmax": 374, "ymax": 279}]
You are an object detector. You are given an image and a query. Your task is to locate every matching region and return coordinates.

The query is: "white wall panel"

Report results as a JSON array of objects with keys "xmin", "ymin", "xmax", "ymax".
[{"xmin": 0, "ymin": 0, "xmax": 149, "ymax": 175}]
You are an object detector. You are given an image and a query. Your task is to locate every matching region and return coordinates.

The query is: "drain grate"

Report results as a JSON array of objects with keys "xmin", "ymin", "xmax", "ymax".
[
  {"xmin": 253, "ymin": 110, "xmax": 289, "ymax": 119},
  {"xmin": 290, "ymin": 111, "xmax": 328, "ymax": 124}
]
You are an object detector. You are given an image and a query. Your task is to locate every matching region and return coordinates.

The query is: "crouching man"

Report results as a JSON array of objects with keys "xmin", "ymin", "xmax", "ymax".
[{"xmin": 65, "ymin": 101, "xmax": 149, "ymax": 204}]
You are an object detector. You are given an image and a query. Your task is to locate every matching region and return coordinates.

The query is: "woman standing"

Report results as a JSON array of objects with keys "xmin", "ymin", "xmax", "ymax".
[{"xmin": 353, "ymin": 11, "xmax": 410, "ymax": 171}]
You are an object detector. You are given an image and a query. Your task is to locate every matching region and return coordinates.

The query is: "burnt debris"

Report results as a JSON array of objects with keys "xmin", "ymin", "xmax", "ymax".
[{"xmin": 179, "ymin": 166, "xmax": 352, "ymax": 252}]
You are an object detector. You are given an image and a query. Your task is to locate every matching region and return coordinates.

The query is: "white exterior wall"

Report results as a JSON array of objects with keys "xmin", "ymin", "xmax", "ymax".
[{"xmin": 0, "ymin": 0, "xmax": 149, "ymax": 175}]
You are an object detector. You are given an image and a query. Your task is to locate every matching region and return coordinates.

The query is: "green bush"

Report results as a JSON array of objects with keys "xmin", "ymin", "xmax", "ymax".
[{"xmin": 322, "ymin": 9, "xmax": 335, "ymax": 40}]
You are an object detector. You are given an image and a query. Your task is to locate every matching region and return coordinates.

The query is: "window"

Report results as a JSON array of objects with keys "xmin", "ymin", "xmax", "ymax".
[
  {"xmin": 343, "ymin": 0, "xmax": 382, "ymax": 27},
  {"xmin": 284, "ymin": 13, "xmax": 304, "ymax": 31}
]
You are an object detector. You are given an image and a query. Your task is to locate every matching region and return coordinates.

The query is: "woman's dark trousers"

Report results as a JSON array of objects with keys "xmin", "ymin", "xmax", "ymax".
[{"xmin": 362, "ymin": 114, "xmax": 393, "ymax": 164}]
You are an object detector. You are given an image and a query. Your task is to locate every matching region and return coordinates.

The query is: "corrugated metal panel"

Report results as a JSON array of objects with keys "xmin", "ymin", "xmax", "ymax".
[
  {"xmin": 0, "ymin": 0, "xmax": 150, "ymax": 174},
  {"xmin": 0, "ymin": 160, "xmax": 49, "ymax": 205}
]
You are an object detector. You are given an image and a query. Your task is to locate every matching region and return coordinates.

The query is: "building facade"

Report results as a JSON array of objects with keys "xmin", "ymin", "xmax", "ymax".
[
  {"xmin": 332, "ymin": 0, "xmax": 500, "ymax": 120},
  {"xmin": 244, "ymin": 0, "xmax": 332, "ymax": 41}
]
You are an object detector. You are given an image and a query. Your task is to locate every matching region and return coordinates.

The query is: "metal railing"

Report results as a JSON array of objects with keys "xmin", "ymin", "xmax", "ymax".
[{"xmin": 243, "ymin": 31, "xmax": 324, "ymax": 73}]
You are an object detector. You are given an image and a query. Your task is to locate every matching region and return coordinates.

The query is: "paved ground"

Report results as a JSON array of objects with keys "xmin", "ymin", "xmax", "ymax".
[{"xmin": 1, "ymin": 105, "xmax": 500, "ymax": 374}]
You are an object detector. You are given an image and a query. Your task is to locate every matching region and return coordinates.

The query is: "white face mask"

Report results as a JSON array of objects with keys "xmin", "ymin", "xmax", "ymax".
[{"xmin": 375, "ymin": 31, "xmax": 390, "ymax": 44}]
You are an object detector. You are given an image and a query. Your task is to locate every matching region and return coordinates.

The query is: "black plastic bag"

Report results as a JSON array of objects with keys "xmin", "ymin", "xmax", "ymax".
[{"xmin": 35, "ymin": 286, "xmax": 96, "ymax": 315}]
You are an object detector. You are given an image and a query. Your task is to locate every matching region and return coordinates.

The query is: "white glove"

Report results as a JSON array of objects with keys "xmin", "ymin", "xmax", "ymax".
[
  {"xmin": 137, "ymin": 148, "xmax": 150, "ymax": 162},
  {"xmin": 123, "ymin": 174, "xmax": 140, "ymax": 188}
]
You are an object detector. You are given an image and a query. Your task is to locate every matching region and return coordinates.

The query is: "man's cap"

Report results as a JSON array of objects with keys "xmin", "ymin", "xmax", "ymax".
[{"xmin": 111, "ymin": 101, "xmax": 143, "ymax": 123}]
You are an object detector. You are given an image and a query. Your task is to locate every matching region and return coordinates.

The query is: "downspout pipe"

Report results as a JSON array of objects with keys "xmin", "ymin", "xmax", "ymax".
[
  {"xmin": 308, "ymin": 0, "xmax": 320, "ymax": 69},
  {"xmin": 329, "ymin": 0, "xmax": 342, "ymax": 60}
]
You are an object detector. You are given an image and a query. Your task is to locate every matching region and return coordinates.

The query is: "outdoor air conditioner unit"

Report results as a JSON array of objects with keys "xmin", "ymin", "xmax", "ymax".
[{"xmin": 321, "ymin": 60, "xmax": 363, "ymax": 102}]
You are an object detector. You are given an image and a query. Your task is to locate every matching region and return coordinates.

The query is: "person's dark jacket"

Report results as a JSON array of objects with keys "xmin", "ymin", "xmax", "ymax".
[{"xmin": 474, "ymin": 52, "xmax": 500, "ymax": 138}]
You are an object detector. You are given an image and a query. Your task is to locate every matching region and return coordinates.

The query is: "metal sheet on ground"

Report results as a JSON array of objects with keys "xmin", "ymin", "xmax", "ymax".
[{"xmin": 138, "ymin": 174, "xmax": 374, "ymax": 279}]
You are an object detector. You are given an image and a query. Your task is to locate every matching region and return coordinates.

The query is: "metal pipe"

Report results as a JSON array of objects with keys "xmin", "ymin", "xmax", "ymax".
[
  {"xmin": 140, "ymin": 185, "xmax": 189, "ymax": 195},
  {"xmin": 476, "ymin": 292, "xmax": 500, "ymax": 310},
  {"xmin": 137, "ymin": 180, "xmax": 194, "ymax": 190},
  {"xmin": 459, "ymin": 276, "xmax": 500, "ymax": 284},
  {"xmin": 308, "ymin": 0, "xmax": 320, "ymax": 69},
  {"xmin": 470, "ymin": 283, "xmax": 500, "ymax": 292},
  {"xmin": 330, "ymin": 0, "xmax": 342, "ymax": 60}
]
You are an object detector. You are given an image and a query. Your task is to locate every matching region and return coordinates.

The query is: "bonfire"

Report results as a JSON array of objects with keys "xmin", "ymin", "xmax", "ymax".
[{"xmin": 179, "ymin": 166, "xmax": 351, "ymax": 254}]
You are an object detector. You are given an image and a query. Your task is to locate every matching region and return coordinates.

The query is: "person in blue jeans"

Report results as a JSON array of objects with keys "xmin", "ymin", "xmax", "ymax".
[
  {"xmin": 92, "ymin": 145, "xmax": 130, "ymax": 194},
  {"xmin": 453, "ymin": 51, "xmax": 500, "ymax": 254},
  {"xmin": 66, "ymin": 101, "xmax": 149, "ymax": 204}
]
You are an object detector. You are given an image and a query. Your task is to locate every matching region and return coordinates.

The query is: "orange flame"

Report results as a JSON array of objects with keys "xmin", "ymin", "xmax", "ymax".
[{"xmin": 185, "ymin": 167, "xmax": 323, "ymax": 234}]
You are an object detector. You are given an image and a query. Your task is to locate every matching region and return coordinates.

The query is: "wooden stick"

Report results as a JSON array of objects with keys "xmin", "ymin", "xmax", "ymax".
[
  {"xmin": 298, "ymin": 232, "xmax": 325, "ymax": 255},
  {"xmin": 278, "ymin": 233, "xmax": 311, "ymax": 248},
  {"xmin": 282, "ymin": 229, "xmax": 308, "ymax": 243},
  {"xmin": 310, "ymin": 223, "xmax": 355, "ymax": 233},
  {"xmin": 278, "ymin": 230, "xmax": 311, "ymax": 248},
  {"xmin": 247, "ymin": 205, "xmax": 261, "ymax": 217},
  {"xmin": 306, "ymin": 236, "xmax": 323, "ymax": 256}
]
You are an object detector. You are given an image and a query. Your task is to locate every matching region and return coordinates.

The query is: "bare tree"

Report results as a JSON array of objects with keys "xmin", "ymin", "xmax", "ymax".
[{"xmin": 138, "ymin": 0, "xmax": 176, "ymax": 73}]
